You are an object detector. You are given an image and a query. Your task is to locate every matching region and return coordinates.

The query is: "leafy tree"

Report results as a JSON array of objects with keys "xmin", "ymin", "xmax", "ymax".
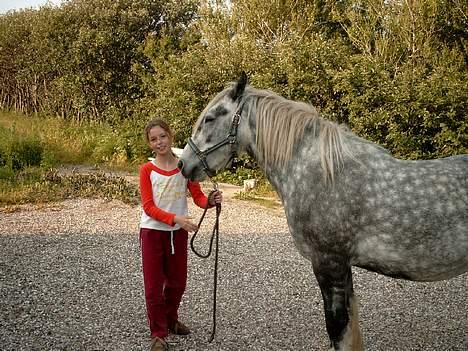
[
  {"xmin": 336, "ymin": 0, "xmax": 467, "ymax": 158},
  {"xmin": 0, "ymin": 0, "xmax": 199, "ymax": 123},
  {"xmin": 0, "ymin": 0, "xmax": 465, "ymax": 163}
]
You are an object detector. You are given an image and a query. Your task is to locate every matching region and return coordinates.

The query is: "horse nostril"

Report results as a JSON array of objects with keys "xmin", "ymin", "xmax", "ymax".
[{"xmin": 177, "ymin": 160, "xmax": 184, "ymax": 170}]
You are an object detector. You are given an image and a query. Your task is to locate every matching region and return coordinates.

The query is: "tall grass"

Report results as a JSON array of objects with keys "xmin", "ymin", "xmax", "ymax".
[
  {"xmin": 0, "ymin": 111, "xmax": 145, "ymax": 205},
  {"xmin": 0, "ymin": 111, "xmax": 149, "ymax": 168},
  {"xmin": 0, "ymin": 111, "xmax": 272, "ymax": 206}
]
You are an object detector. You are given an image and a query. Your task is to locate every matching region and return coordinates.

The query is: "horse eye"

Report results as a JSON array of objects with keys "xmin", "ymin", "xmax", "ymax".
[{"xmin": 205, "ymin": 115, "xmax": 215, "ymax": 123}]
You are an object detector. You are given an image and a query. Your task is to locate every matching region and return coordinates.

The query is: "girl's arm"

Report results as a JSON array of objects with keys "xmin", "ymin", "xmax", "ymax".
[
  {"xmin": 139, "ymin": 165, "xmax": 176, "ymax": 226},
  {"xmin": 188, "ymin": 181, "xmax": 211, "ymax": 209}
]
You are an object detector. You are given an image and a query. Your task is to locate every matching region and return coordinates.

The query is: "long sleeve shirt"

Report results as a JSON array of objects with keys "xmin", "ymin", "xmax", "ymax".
[{"xmin": 139, "ymin": 161, "xmax": 209, "ymax": 231}]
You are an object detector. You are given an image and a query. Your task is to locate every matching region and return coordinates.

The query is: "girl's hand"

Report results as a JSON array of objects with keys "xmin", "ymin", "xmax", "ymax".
[
  {"xmin": 209, "ymin": 190, "xmax": 223, "ymax": 206},
  {"xmin": 173, "ymin": 215, "xmax": 198, "ymax": 232}
]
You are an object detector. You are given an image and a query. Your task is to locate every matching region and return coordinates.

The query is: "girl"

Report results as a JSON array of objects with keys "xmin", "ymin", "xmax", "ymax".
[{"xmin": 139, "ymin": 119, "xmax": 222, "ymax": 351}]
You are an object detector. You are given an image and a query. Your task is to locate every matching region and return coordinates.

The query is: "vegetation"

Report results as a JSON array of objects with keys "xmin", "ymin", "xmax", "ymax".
[
  {"xmin": 0, "ymin": 0, "xmax": 466, "ymax": 205},
  {"xmin": 0, "ymin": 112, "xmax": 141, "ymax": 205},
  {"xmin": 0, "ymin": 168, "xmax": 139, "ymax": 206}
]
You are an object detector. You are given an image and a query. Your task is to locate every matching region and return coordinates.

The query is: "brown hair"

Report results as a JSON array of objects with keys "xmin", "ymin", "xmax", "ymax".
[{"xmin": 144, "ymin": 119, "xmax": 173, "ymax": 142}]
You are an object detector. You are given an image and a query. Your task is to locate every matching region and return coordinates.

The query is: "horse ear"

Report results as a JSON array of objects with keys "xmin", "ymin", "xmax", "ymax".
[{"xmin": 230, "ymin": 71, "xmax": 248, "ymax": 101}]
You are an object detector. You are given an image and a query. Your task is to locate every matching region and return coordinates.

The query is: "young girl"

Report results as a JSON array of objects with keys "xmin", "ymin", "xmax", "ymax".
[{"xmin": 139, "ymin": 119, "xmax": 222, "ymax": 351}]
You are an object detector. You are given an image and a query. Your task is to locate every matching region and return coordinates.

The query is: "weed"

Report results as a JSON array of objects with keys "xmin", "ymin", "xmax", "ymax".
[
  {"xmin": 0, "ymin": 168, "xmax": 139, "ymax": 206},
  {"xmin": 0, "ymin": 112, "xmax": 275, "ymax": 206}
]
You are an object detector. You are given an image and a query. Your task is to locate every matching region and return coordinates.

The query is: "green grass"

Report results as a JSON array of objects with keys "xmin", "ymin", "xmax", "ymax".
[
  {"xmin": 0, "ymin": 111, "xmax": 275, "ymax": 207},
  {"xmin": 0, "ymin": 111, "xmax": 142, "ymax": 206},
  {"xmin": 232, "ymin": 178, "xmax": 281, "ymax": 210},
  {"xmin": 0, "ymin": 111, "xmax": 149, "ymax": 168},
  {"xmin": 234, "ymin": 192, "xmax": 282, "ymax": 210}
]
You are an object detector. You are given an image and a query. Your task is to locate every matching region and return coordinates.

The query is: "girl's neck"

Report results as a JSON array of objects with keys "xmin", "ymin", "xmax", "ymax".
[{"xmin": 153, "ymin": 153, "xmax": 178, "ymax": 171}]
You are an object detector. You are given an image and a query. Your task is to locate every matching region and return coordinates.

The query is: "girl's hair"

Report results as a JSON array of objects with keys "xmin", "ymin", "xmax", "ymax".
[{"xmin": 144, "ymin": 119, "xmax": 173, "ymax": 142}]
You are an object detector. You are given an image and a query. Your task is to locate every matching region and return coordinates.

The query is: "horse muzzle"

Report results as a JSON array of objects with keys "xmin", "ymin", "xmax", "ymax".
[{"xmin": 178, "ymin": 156, "xmax": 212, "ymax": 181}]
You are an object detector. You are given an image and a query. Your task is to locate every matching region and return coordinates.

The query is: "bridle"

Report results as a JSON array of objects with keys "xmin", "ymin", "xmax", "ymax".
[{"xmin": 187, "ymin": 101, "xmax": 244, "ymax": 178}]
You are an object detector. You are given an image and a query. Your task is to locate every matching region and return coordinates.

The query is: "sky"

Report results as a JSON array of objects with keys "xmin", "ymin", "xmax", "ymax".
[{"xmin": 0, "ymin": 0, "xmax": 62, "ymax": 14}]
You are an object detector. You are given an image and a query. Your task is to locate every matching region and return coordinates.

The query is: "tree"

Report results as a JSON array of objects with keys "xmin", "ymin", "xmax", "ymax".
[{"xmin": 335, "ymin": 0, "xmax": 467, "ymax": 158}]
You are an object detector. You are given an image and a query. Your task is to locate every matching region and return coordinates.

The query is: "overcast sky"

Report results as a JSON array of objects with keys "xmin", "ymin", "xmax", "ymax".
[{"xmin": 0, "ymin": 0, "xmax": 62, "ymax": 14}]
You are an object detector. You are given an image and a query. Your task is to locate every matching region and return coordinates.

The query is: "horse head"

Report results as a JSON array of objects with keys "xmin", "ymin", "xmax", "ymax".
[{"xmin": 179, "ymin": 72, "xmax": 248, "ymax": 181}]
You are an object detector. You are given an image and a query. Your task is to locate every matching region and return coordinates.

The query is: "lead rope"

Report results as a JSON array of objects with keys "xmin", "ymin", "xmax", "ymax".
[{"xmin": 190, "ymin": 187, "xmax": 221, "ymax": 343}]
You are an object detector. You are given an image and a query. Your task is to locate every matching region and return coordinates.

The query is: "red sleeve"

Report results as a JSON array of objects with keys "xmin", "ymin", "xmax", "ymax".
[
  {"xmin": 188, "ymin": 181, "xmax": 211, "ymax": 209},
  {"xmin": 139, "ymin": 163, "xmax": 176, "ymax": 226}
]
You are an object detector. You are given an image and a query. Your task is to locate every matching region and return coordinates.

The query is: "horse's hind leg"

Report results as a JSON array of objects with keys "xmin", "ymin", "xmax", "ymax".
[{"xmin": 313, "ymin": 261, "xmax": 363, "ymax": 351}]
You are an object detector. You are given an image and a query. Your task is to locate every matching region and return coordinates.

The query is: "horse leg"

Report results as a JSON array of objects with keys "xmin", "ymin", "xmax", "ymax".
[{"xmin": 313, "ymin": 262, "xmax": 363, "ymax": 351}]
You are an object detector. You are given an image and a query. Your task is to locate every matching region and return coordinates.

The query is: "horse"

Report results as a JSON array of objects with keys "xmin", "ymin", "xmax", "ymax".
[{"xmin": 178, "ymin": 72, "xmax": 468, "ymax": 351}]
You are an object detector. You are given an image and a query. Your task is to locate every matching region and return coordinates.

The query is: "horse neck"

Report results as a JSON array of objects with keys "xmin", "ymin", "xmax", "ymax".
[
  {"xmin": 239, "ymin": 103, "xmax": 354, "ymax": 194},
  {"xmin": 239, "ymin": 111, "xmax": 261, "ymax": 164},
  {"xmin": 239, "ymin": 108, "xmax": 297, "ymax": 196}
]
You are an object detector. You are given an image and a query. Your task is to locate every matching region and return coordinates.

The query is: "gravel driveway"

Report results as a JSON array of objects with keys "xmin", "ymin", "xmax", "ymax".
[{"xmin": 0, "ymin": 193, "xmax": 466, "ymax": 351}]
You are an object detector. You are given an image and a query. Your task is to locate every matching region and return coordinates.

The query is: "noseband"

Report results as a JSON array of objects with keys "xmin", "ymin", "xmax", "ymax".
[{"xmin": 188, "ymin": 102, "xmax": 244, "ymax": 178}]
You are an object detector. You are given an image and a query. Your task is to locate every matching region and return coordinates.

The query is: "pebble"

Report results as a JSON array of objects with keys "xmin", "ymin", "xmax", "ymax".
[{"xmin": 0, "ymin": 198, "xmax": 466, "ymax": 351}]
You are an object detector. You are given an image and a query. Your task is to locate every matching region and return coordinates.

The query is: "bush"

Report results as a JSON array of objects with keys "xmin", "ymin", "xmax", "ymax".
[
  {"xmin": 0, "ymin": 166, "xmax": 15, "ymax": 180},
  {"xmin": 214, "ymin": 155, "xmax": 263, "ymax": 186},
  {"xmin": 10, "ymin": 138, "xmax": 44, "ymax": 170},
  {"xmin": 334, "ymin": 53, "xmax": 467, "ymax": 159},
  {"xmin": 0, "ymin": 131, "xmax": 43, "ymax": 173}
]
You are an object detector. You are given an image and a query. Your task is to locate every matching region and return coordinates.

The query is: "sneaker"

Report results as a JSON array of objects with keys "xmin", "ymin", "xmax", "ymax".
[
  {"xmin": 150, "ymin": 337, "xmax": 168, "ymax": 351},
  {"xmin": 169, "ymin": 320, "xmax": 191, "ymax": 335}
]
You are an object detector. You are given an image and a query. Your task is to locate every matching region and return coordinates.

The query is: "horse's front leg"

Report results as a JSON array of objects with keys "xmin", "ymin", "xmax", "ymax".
[{"xmin": 313, "ymin": 259, "xmax": 363, "ymax": 351}]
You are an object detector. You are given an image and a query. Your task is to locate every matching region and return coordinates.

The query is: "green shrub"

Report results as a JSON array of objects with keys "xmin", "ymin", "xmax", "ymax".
[
  {"xmin": 0, "ymin": 146, "xmax": 6, "ymax": 167},
  {"xmin": 40, "ymin": 149, "xmax": 59, "ymax": 169},
  {"xmin": 10, "ymin": 138, "xmax": 43, "ymax": 171},
  {"xmin": 214, "ymin": 156, "xmax": 263, "ymax": 186},
  {"xmin": 0, "ymin": 166, "xmax": 14, "ymax": 180}
]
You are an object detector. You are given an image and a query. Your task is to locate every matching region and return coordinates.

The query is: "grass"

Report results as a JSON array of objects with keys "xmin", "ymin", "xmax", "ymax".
[
  {"xmin": 0, "ymin": 111, "xmax": 141, "ymax": 206},
  {"xmin": 0, "ymin": 167, "xmax": 140, "ymax": 207},
  {"xmin": 0, "ymin": 111, "xmax": 276, "ymax": 208},
  {"xmin": 0, "ymin": 111, "xmax": 149, "ymax": 167},
  {"xmin": 235, "ymin": 192, "xmax": 282, "ymax": 210},
  {"xmin": 233, "ymin": 179, "xmax": 282, "ymax": 210},
  {"xmin": 0, "ymin": 111, "xmax": 98, "ymax": 165}
]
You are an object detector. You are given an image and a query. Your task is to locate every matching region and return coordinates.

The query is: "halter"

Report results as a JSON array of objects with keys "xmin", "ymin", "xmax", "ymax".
[
  {"xmin": 188, "ymin": 101, "xmax": 244, "ymax": 178},
  {"xmin": 188, "ymin": 100, "xmax": 245, "ymax": 342}
]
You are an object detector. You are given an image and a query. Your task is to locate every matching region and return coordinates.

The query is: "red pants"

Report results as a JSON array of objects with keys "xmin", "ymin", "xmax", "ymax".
[{"xmin": 140, "ymin": 228, "xmax": 188, "ymax": 339}]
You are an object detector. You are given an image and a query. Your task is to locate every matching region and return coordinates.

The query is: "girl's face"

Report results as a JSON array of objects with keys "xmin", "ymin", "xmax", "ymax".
[{"xmin": 148, "ymin": 126, "xmax": 173, "ymax": 156}]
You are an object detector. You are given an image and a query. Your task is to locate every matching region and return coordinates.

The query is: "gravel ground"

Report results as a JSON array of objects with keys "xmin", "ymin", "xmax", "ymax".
[{"xmin": 0, "ymin": 194, "xmax": 466, "ymax": 351}]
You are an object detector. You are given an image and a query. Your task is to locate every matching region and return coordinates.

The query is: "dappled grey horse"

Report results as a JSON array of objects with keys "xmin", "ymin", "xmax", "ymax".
[{"xmin": 178, "ymin": 73, "xmax": 468, "ymax": 351}]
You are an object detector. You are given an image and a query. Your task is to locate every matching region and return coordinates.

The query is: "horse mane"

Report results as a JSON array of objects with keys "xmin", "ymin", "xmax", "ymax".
[
  {"xmin": 194, "ymin": 84, "xmax": 352, "ymax": 183},
  {"xmin": 245, "ymin": 86, "xmax": 352, "ymax": 183}
]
